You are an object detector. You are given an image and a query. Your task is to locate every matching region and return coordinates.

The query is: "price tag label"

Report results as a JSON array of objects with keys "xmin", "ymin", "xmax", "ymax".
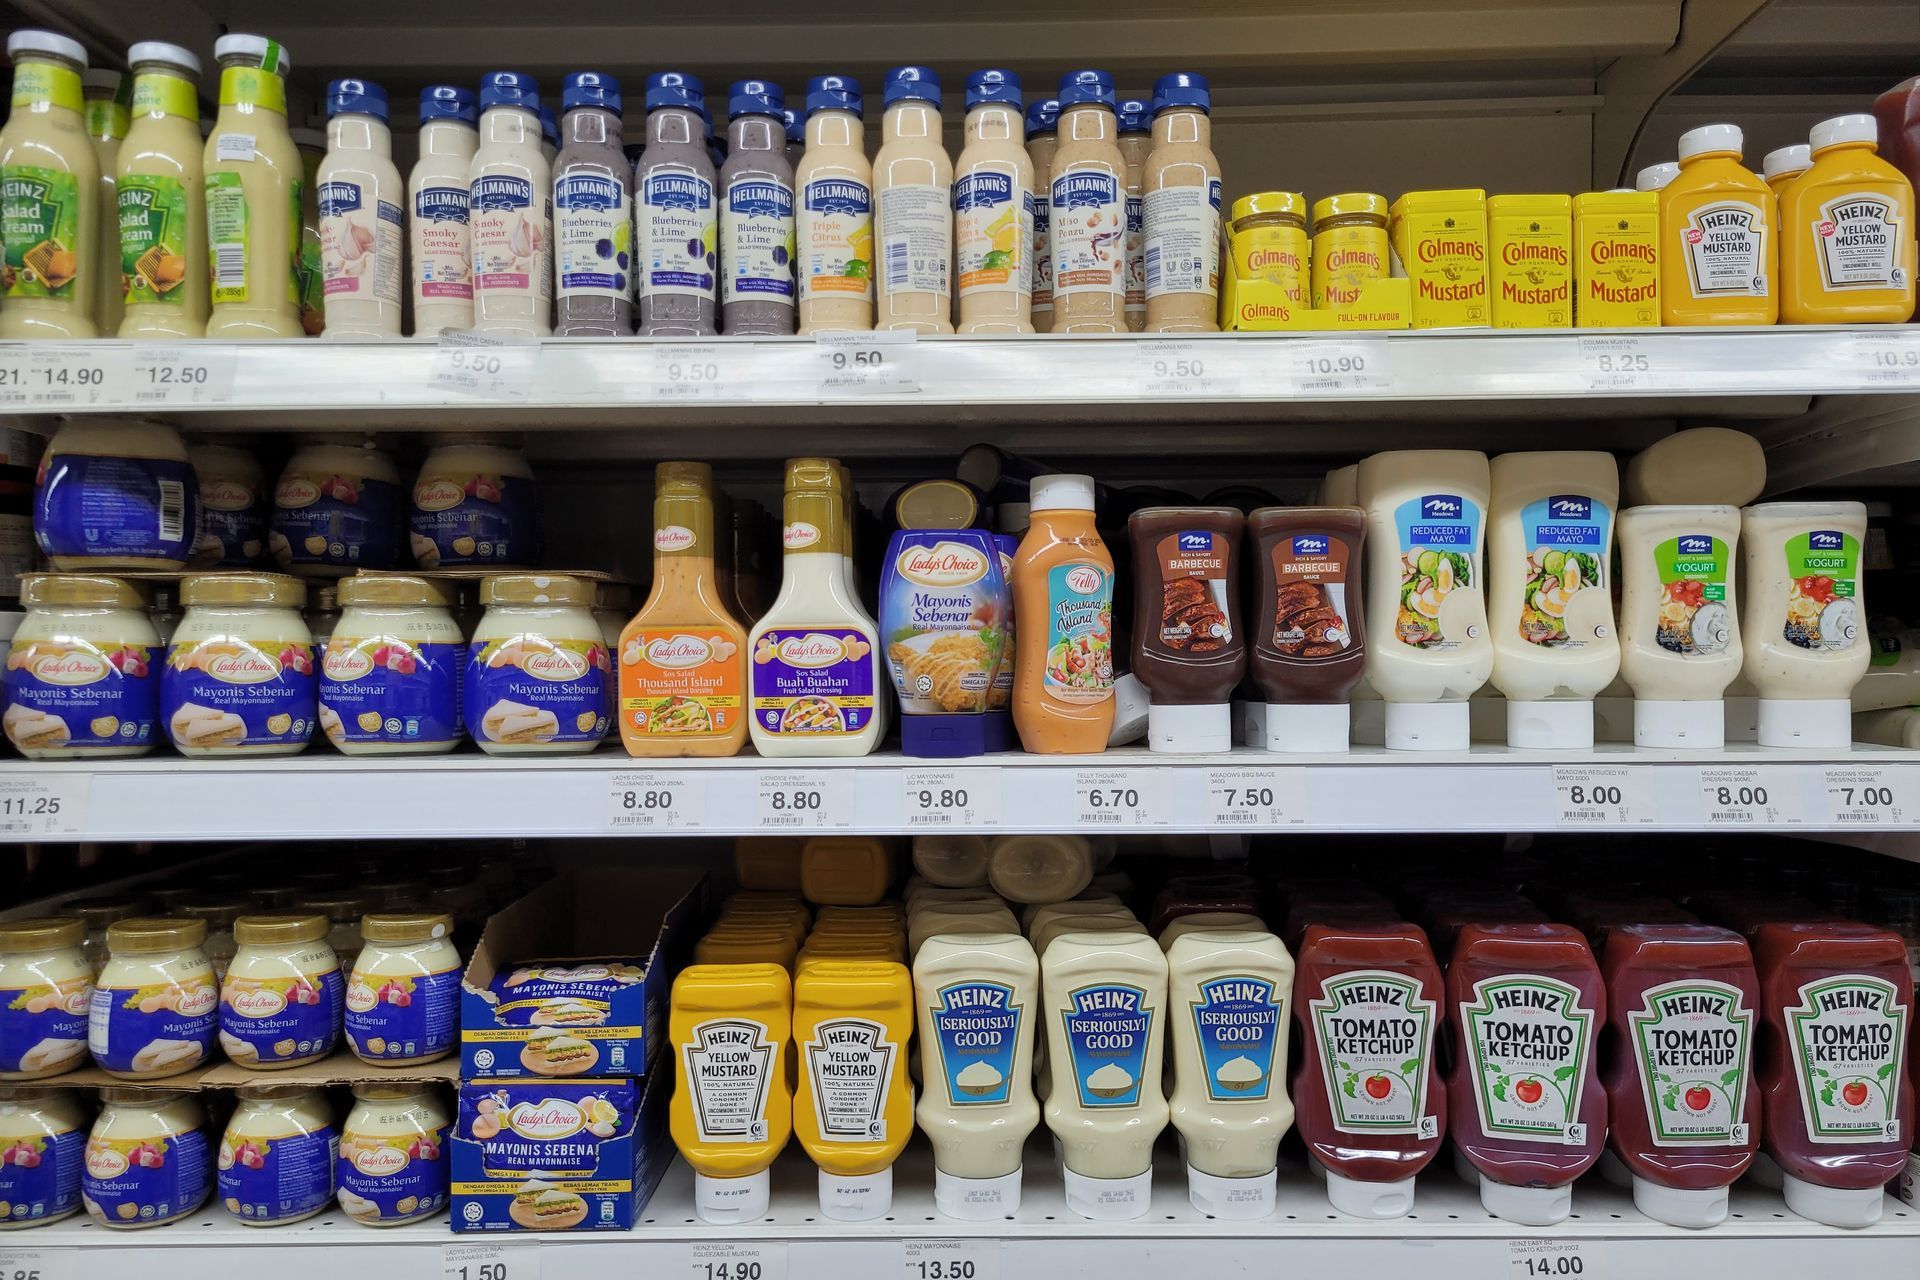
[
  {"xmin": 1068, "ymin": 767, "xmax": 1168, "ymax": 828},
  {"xmin": 1552, "ymin": 765, "xmax": 1652, "ymax": 827},
  {"xmin": 1846, "ymin": 332, "xmax": 1920, "ymax": 388},
  {"xmin": 0, "ymin": 344, "xmax": 129, "ymax": 407},
  {"xmin": 904, "ymin": 1239, "xmax": 999, "ymax": 1280},
  {"xmin": 1578, "ymin": 335, "xmax": 1655, "ymax": 391},
  {"xmin": 902, "ymin": 767, "xmax": 1001, "ymax": 829},
  {"xmin": 754, "ymin": 769, "xmax": 855, "ymax": 830},
  {"xmin": 607, "ymin": 770, "xmax": 705, "ymax": 830},
  {"xmin": 0, "ymin": 774, "xmax": 89, "ymax": 838},
  {"xmin": 430, "ymin": 330, "xmax": 538, "ymax": 400},
  {"xmin": 1822, "ymin": 764, "xmax": 1918, "ymax": 826},
  {"xmin": 1698, "ymin": 765, "xmax": 1804, "ymax": 826},
  {"xmin": 817, "ymin": 330, "xmax": 919, "ymax": 394},
  {"xmin": 1288, "ymin": 339, "xmax": 1389, "ymax": 393},
  {"xmin": 1506, "ymin": 1238, "xmax": 1598, "ymax": 1279},
  {"xmin": 648, "ymin": 343, "xmax": 737, "ymax": 400},
  {"xmin": 690, "ymin": 1241, "xmax": 786, "ymax": 1280},
  {"xmin": 443, "ymin": 1242, "xmax": 539, "ymax": 1280},
  {"xmin": 1137, "ymin": 339, "xmax": 1239, "ymax": 397},
  {"xmin": 126, "ymin": 344, "xmax": 237, "ymax": 405},
  {"xmin": 1202, "ymin": 765, "xmax": 1307, "ymax": 827},
  {"xmin": 0, "ymin": 1248, "xmax": 70, "ymax": 1280}
]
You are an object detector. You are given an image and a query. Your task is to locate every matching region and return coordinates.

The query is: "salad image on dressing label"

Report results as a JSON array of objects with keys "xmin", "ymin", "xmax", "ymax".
[
  {"xmin": 1398, "ymin": 548, "xmax": 1471, "ymax": 646},
  {"xmin": 1655, "ymin": 534, "xmax": 1732, "ymax": 655},
  {"xmin": 1782, "ymin": 529, "xmax": 1861, "ymax": 652}
]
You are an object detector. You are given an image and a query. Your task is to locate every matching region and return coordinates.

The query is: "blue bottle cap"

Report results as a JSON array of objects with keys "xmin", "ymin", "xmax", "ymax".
[
  {"xmin": 697, "ymin": 101, "xmax": 714, "ymax": 136},
  {"xmin": 540, "ymin": 104, "xmax": 558, "ymax": 147},
  {"xmin": 326, "ymin": 77, "xmax": 388, "ymax": 123},
  {"xmin": 806, "ymin": 74, "xmax": 863, "ymax": 117},
  {"xmin": 478, "ymin": 71, "xmax": 538, "ymax": 112},
  {"xmin": 1117, "ymin": 99, "xmax": 1150, "ymax": 133},
  {"xmin": 419, "ymin": 84, "xmax": 476, "ymax": 126},
  {"xmin": 1026, "ymin": 98, "xmax": 1060, "ymax": 133},
  {"xmin": 728, "ymin": 78, "xmax": 783, "ymax": 120},
  {"xmin": 562, "ymin": 71, "xmax": 621, "ymax": 114},
  {"xmin": 1057, "ymin": 69, "xmax": 1114, "ymax": 108},
  {"xmin": 783, "ymin": 107, "xmax": 804, "ymax": 141},
  {"xmin": 966, "ymin": 69, "xmax": 1022, "ymax": 110},
  {"xmin": 1151, "ymin": 71, "xmax": 1210, "ymax": 115},
  {"xmin": 645, "ymin": 71, "xmax": 703, "ymax": 112},
  {"xmin": 884, "ymin": 65, "xmax": 940, "ymax": 108}
]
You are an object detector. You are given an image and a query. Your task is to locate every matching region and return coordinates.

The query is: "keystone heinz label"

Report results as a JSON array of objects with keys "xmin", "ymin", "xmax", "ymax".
[
  {"xmin": 802, "ymin": 1016, "xmax": 897, "ymax": 1142},
  {"xmin": 1308, "ymin": 969, "xmax": 1438, "ymax": 1135},
  {"xmin": 1059, "ymin": 983, "xmax": 1154, "ymax": 1109},
  {"xmin": 681, "ymin": 1017, "xmax": 778, "ymax": 1143},
  {"xmin": 1628, "ymin": 979, "xmax": 1753, "ymax": 1147},
  {"xmin": 1458, "ymin": 976, "xmax": 1594, "ymax": 1144},
  {"xmin": 1784, "ymin": 975, "xmax": 1909, "ymax": 1144},
  {"xmin": 930, "ymin": 981, "xmax": 1021, "ymax": 1107}
]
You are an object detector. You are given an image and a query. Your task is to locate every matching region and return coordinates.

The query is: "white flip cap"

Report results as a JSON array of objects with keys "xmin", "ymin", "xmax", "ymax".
[
  {"xmin": 128, "ymin": 42, "xmax": 203, "ymax": 76},
  {"xmin": 7, "ymin": 30, "xmax": 87, "ymax": 65},
  {"xmin": 213, "ymin": 33, "xmax": 291, "ymax": 76},
  {"xmin": 819, "ymin": 1167, "xmax": 891, "ymax": 1221},
  {"xmin": 1480, "ymin": 1175, "xmax": 1572, "ymax": 1226},
  {"xmin": 1062, "ymin": 1166, "xmax": 1152, "ymax": 1220},
  {"xmin": 1267, "ymin": 701, "xmax": 1350, "ymax": 753},
  {"xmin": 1506, "ymin": 699, "xmax": 1594, "ymax": 750},
  {"xmin": 1385, "ymin": 700, "xmax": 1468, "ymax": 751},
  {"xmin": 1811, "ymin": 114, "xmax": 1877, "ymax": 153},
  {"xmin": 1030, "ymin": 473, "xmax": 1096, "ymax": 512},
  {"xmin": 1678, "ymin": 123, "xmax": 1744, "ymax": 162},
  {"xmin": 1782, "ymin": 1172, "xmax": 1885, "ymax": 1228},
  {"xmin": 1147, "ymin": 700, "xmax": 1232, "ymax": 753},
  {"xmin": 1187, "ymin": 1166, "xmax": 1276, "ymax": 1219},
  {"xmin": 1763, "ymin": 144, "xmax": 1812, "ymax": 180},
  {"xmin": 1635, "ymin": 698, "xmax": 1725, "ymax": 749},
  {"xmin": 1636, "ymin": 162, "xmax": 1680, "ymax": 191},
  {"xmin": 933, "ymin": 1167, "xmax": 1020, "ymax": 1220},
  {"xmin": 693, "ymin": 1169, "xmax": 770, "ymax": 1224},
  {"xmin": 1632, "ymin": 1175, "xmax": 1728, "ymax": 1229},
  {"xmin": 1757, "ymin": 697, "xmax": 1852, "ymax": 749},
  {"xmin": 1324, "ymin": 1168, "xmax": 1415, "ymax": 1219},
  {"xmin": 1107, "ymin": 671, "xmax": 1150, "ymax": 747}
]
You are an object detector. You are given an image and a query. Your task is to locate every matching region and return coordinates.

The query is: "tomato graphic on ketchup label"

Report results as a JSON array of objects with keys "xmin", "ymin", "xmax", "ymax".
[
  {"xmin": 1458, "ymin": 975, "xmax": 1595, "ymax": 1144},
  {"xmin": 1308, "ymin": 969, "xmax": 1438, "ymax": 1135},
  {"xmin": 1784, "ymin": 975, "xmax": 1909, "ymax": 1144},
  {"xmin": 1627, "ymin": 979, "xmax": 1753, "ymax": 1147}
]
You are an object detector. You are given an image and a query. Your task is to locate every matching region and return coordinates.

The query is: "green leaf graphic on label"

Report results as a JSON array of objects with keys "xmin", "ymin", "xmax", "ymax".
[
  {"xmin": 118, "ymin": 174, "xmax": 189, "ymax": 306},
  {"xmin": 2, "ymin": 164, "xmax": 82, "ymax": 299}
]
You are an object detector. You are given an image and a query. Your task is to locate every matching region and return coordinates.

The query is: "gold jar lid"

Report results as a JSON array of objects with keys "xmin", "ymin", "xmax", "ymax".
[
  {"xmin": 480, "ymin": 574, "xmax": 594, "ymax": 607},
  {"xmin": 299, "ymin": 889, "xmax": 371, "ymax": 920},
  {"xmin": 233, "ymin": 913, "xmax": 330, "ymax": 947},
  {"xmin": 362, "ymin": 877, "xmax": 428, "ymax": 907},
  {"xmin": 21, "ymin": 573, "xmax": 148, "ymax": 610},
  {"xmin": 894, "ymin": 479, "xmax": 980, "ymax": 531},
  {"xmin": 105, "ymin": 916, "xmax": 207, "ymax": 954},
  {"xmin": 339, "ymin": 574, "xmax": 454, "ymax": 608},
  {"xmin": 0, "ymin": 917, "xmax": 85, "ymax": 951},
  {"xmin": 66, "ymin": 897, "xmax": 149, "ymax": 928},
  {"xmin": 181, "ymin": 572, "xmax": 308, "ymax": 608},
  {"xmin": 359, "ymin": 912, "xmax": 455, "ymax": 945},
  {"xmin": 1311, "ymin": 192, "xmax": 1389, "ymax": 228},
  {"xmin": 179, "ymin": 893, "xmax": 250, "ymax": 928},
  {"xmin": 1231, "ymin": 191, "xmax": 1306, "ymax": 224}
]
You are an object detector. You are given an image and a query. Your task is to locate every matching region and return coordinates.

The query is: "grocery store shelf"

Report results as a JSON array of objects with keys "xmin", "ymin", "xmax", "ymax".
[
  {"xmin": 8, "ymin": 743, "xmax": 1920, "ymax": 843},
  {"xmin": 15, "ymin": 1141, "xmax": 1918, "ymax": 1280}
]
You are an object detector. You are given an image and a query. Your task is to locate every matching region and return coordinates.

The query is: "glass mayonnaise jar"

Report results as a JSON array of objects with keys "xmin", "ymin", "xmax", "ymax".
[
  {"xmin": 69, "ymin": 897, "xmax": 145, "ymax": 976},
  {"xmin": 32, "ymin": 418, "xmax": 198, "ymax": 571},
  {"xmin": 465, "ymin": 574, "xmax": 611, "ymax": 755},
  {"xmin": 82, "ymin": 1088, "xmax": 211, "ymax": 1228},
  {"xmin": 217, "ymin": 1084, "xmax": 337, "ymax": 1225},
  {"xmin": 0, "ymin": 919, "xmax": 92, "ymax": 1080},
  {"xmin": 163, "ymin": 573, "xmax": 316, "ymax": 757},
  {"xmin": 0, "ymin": 1086, "xmax": 89, "ymax": 1226},
  {"xmin": 344, "ymin": 913, "xmax": 461, "ymax": 1065},
  {"xmin": 217, "ymin": 914, "xmax": 343, "ymax": 1070},
  {"xmin": 88, "ymin": 917, "xmax": 218, "ymax": 1079},
  {"xmin": 336, "ymin": 1083, "xmax": 450, "ymax": 1226},
  {"xmin": 179, "ymin": 893, "xmax": 247, "ymax": 986},
  {"xmin": 187, "ymin": 438, "xmax": 268, "ymax": 568},
  {"xmin": 320, "ymin": 575, "xmax": 463, "ymax": 754},
  {"xmin": 270, "ymin": 434, "xmax": 404, "ymax": 577},
  {"xmin": 298, "ymin": 890, "xmax": 369, "ymax": 973},
  {"xmin": 5, "ymin": 574, "xmax": 161, "ymax": 758},
  {"xmin": 408, "ymin": 434, "xmax": 540, "ymax": 569}
]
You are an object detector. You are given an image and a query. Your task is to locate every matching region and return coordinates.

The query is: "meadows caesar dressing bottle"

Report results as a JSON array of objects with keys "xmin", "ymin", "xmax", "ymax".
[
  {"xmin": 118, "ymin": 42, "xmax": 208, "ymax": 338},
  {"xmin": 1142, "ymin": 73, "xmax": 1221, "ymax": 333},
  {"xmin": 795, "ymin": 75, "xmax": 873, "ymax": 334},
  {"xmin": 1049, "ymin": 71, "xmax": 1127, "ymax": 332},
  {"xmin": 317, "ymin": 79, "xmax": 404, "ymax": 339},
  {"xmin": 873, "ymin": 66, "xmax": 952, "ymax": 333},
  {"xmin": 1, "ymin": 31, "xmax": 100, "ymax": 338},
  {"xmin": 469, "ymin": 72, "xmax": 551, "ymax": 336},
  {"xmin": 409, "ymin": 86, "xmax": 477, "ymax": 336},
  {"xmin": 203, "ymin": 35, "xmax": 302, "ymax": 338},
  {"xmin": 954, "ymin": 70, "xmax": 1033, "ymax": 334}
]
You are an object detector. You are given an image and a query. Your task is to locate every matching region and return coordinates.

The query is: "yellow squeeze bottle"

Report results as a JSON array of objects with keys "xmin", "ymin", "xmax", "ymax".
[
  {"xmin": 1573, "ymin": 191, "xmax": 1659, "ymax": 327},
  {"xmin": 670, "ymin": 963, "xmax": 793, "ymax": 1223},
  {"xmin": 793, "ymin": 960, "xmax": 914, "ymax": 1220},
  {"xmin": 1487, "ymin": 194, "xmax": 1572, "ymax": 328},
  {"xmin": 1659, "ymin": 123, "xmax": 1778, "ymax": 325},
  {"xmin": 1779, "ymin": 113, "xmax": 1916, "ymax": 325},
  {"xmin": 1389, "ymin": 189, "xmax": 1490, "ymax": 327},
  {"xmin": 694, "ymin": 930, "xmax": 800, "ymax": 969},
  {"xmin": 800, "ymin": 837, "xmax": 894, "ymax": 906}
]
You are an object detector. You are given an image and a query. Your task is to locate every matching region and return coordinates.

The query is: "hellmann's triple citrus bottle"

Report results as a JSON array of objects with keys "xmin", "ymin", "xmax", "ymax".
[
  {"xmin": 1659, "ymin": 123, "xmax": 1778, "ymax": 325},
  {"xmin": 1778, "ymin": 113, "xmax": 1916, "ymax": 325}
]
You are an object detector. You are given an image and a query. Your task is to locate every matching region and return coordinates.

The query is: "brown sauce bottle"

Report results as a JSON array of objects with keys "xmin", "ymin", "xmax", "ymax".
[{"xmin": 1248, "ymin": 506, "xmax": 1365, "ymax": 751}]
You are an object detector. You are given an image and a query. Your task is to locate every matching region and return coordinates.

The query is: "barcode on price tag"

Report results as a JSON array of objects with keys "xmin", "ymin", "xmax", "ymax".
[
  {"xmin": 1552, "ymin": 766, "xmax": 1651, "ymax": 826},
  {"xmin": 430, "ymin": 330, "xmax": 538, "ymax": 399},
  {"xmin": 1289, "ymin": 338, "xmax": 1389, "ymax": 393},
  {"xmin": 817, "ymin": 330, "xmax": 919, "ymax": 394},
  {"xmin": 1578, "ymin": 335, "xmax": 1654, "ymax": 391},
  {"xmin": 0, "ymin": 1248, "xmax": 70, "ymax": 1280},
  {"xmin": 1506, "ymin": 1237, "xmax": 1599, "ymax": 1278},
  {"xmin": 690, "ymin": 1241, "xmax": 786, "ymax": 1280},
  {"xmin": 0, "ymin": 774, "xmax": 89, "ymax": 838},
  {"xmin": 649, "ymin": 343, "xmax": 734, "ymax": 399},
  {"xmin": 1822, "ymin": 765, "xmax": 1917, "ymax": 825},
  {"xmin": 1846, "ymin": 332, "xmax": 1920, "ymax": 388},
  {"xmin": 755, "ymin": 770, "xmax": 855, "ymax": 829},
  {"xmin": 127, "ymin": 344, "xmax": 237, "ymax": 405},
  {"xmin": 904, "ymin": 1239, "xmax": 1000, "ymax": 1280},
  {"xmin": 902, "ymin": 767, "xmax": 1001, "ymax": 829},
  {"xmin": 1137, "ymin": 339, "xmax": 1238, "ymax": 397},
  {"xmin": 607, "ymin": 771, "xmax": 705, "ymax": 830},
  {"xmin": 1068, "ymin": 767, "xmax": 1168, "ymax": 827},
  {"xmin": 1202, "ymin": 765, "xmax": 1307, "ymax": 827},
  {"xmin": 443, "ymin": 1242, "xmax": 539, "ymax": 1280},
  {"xmin": 1698, "ymin": 766, "xmax": 1804, "ymax": 826}
]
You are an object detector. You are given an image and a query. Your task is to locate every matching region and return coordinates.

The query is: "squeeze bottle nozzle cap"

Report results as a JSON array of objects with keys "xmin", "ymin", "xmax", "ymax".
[
  {"xmin": 128, "ymin": 42, "xmax": 201, "ymax": 76},
  {"xmin": 326, "ymin": 78, "xmax": 388, "ymax": 123},
  {"xmin": 478, "ymin": 71, "xmax": 539, "ymax": 112},
  {"xmin": 1323, "ymin": 1168, "xmax": 1416, "ymax": 1219},
  {"xmin": 1757, "ymin": 697, "xmax": 1852, "ymax": 749},
  {"xmin": 933, "ymin": 1167, "xmax": 1021, "ymax": 1219},
  {"xmin": 1026, "ymin": 98, "xmax": 1060, "ymax": 133},
  {"xmin": 562, "ymin": 71, "xmax": 621, "ymax": 114},
  {"xmin": 419, "ymin": 84, "xmax": 477, "ymax": 126},
  {"xmin": 1631, "ymin": 1175, "xmax": 1729, "ymax": 1229},
  {"xmin": 1635, "ymin": 162, "xmax": 1679, "ymax": 191},
  {"xmin": 1061, "ymin": 1167, "xmax": 1152, "ymax": 1220},
  {"xmin": 1810, "ymin": 113, "xmax": 1878, "ymax": 152},
  {"xmin": 692, "ymin": 1169, "xmax": 771, "ymax": 1224},
  {"xmin": 1782, "ymin": 1172, "xmax": 1886, "ymax": 1228},
  {"xmin": 1186, "ymin": 1165, "xmax": 1276, "ymax": 1219},
  {"xmin": 728, "ymin": 79, "xmax": 784, "ymax": 121},
  {"xmin": 213, "ymin": 33, "xmax": 289, "ymax": 76},
  {"xmin": 966, "ymin": 69, "xmax": 1023, "ymax": 110},
  {"xmin": 1762, "ymin": 144, "xmax": 1812, "ymax": 179},
  {"xmin": 1117, "ymin": 99, "xmax": 1151, "ymax": 133},
  {"xmin": 1151, "ymin": 72, "xmax": 1211, "ymax": 116},
  {"xmin": 1029, "ymin": 472, "xmax": 1097, "ymax": 512},
  {"xmin": 1479, "ymin": 1175, "xmax": 1573, "ymax": 1226},
  {"xmin": 1634, "ymin": 698, "xmax": 1725, "ymax": 749},
  {"xmin": 1505, "ymin": 699, "xmax": 1595, "ymax": 750},
  {"xmin": 884, "ymin": 65, "xmax": 941, "ymax": 108},
  {"xmin": 1677, "ymin": 123, "xmax": 1744, "ymax": 162},
  {"xmin": 818, "ymin": 1167, "xmax": 892, "ymax": 1221},
  {"xmin": 1058, "ymin": 69, "xmax": 1116, "ymax": 108},
  {"xmin": 805, "ymin": 74, "xmax": 863, "ymax": 117},
  {"xmin": 8, "ymin": 29, "xmax": 87, "ymax": 66},
  {"xmin": 645, "ymin": 72, "xmax": 704, "ymax": 112},
  {"xmin": 1265, "ymin": 701, "xmax": 1351, "ymax": 753}
]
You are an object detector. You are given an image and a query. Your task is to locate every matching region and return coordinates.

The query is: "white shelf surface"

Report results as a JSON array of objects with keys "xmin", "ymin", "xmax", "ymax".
[
  {"xmin": 14, "ymin": 1142, "xmax": 1918, "ymax": 1280},
  {"xmin": 1, "ymin": 326, "xmax": 1917, "ymax": 420},
  {"xmin": 8, "ymin": 744, "xmax": 1920, "ymax": 843}
]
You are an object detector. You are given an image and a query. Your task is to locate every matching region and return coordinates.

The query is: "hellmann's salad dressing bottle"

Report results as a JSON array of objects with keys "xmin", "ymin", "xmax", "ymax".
[
  {"xmin": 795, "ymin": 74, "xmax": 873, "ymax": 335},
  {"xmin": 1049, "ymin": 71, "xmax": 1128, "ymax": 332},
  {"xmin": 1141, "ymin": 72, "xmax": 1221, "ymax": 333},
  {"xmin": 873, "ymin": 66, "xmax": 952, "ymax": 333},
  {"xmin": 316, "ymin": 78, "xmax": 404, "ymax": 339},
  {"xmin": 954, "ymin": 69, "xmax": 1033, "ymax": 334},
  {"xmin": 408, "ymin": 86, "xmax": 478, "ymax": 337},
  {"xmin": 469, "ymin": 72, "xmax": 551, "ymax": 336}
]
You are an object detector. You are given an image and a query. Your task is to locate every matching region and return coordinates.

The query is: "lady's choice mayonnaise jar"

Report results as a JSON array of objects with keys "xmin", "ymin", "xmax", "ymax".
[
  {"xmin": 0, "ymin": 919, "xmax": 92, "ymax": 1081},
  {"xmin": 465, "ymin": 574, "xmax": 610, "ymax": 755},
  {"xmin": 188, "ymin": 438, "xmax": 269, "ymax": 568},
  {"xmin": 218, "ymin": 1084, "xmax": 337, "ymax": 1225},
  {"xmin": 299, "ymin": 890, "xmax": 370, "ymax": 973},
  {"xmin": 217, "ymin": 914, "xmax": 342, "ymax": 1069},
  {"xmin": 33, "ymin": 417, "xmax": 199, "ymax": 571},
  {"xmin": 336, "ymin": 1083, "xmax": 449, "ymax": 1226},
  {"xmin": 409, "ymin": 434, "xmax": 540, "ymax": 568},
  {"xmin": 82, "ymin": 1088, "xmax": 211, "ymax": 1229},
  {"xmin": 319, "ymin": 574, "xmax": 463, "ymax": 753},
  {"xmin": 0, "ymin": 1087, "xmax": 89, "ymax": 1227},
  {"xmin": 88, "ymin": 917, "xmax": 217, "ymax": 1080},
  {"xmin": 5, "ymin": 574, "xmax": 161, "ymax": 758},
  {"xmin": 345, "ymin": 913, "xmax": 460, "ymax": 1065},
  {"xmin": 270, "ymin": 434, "xmax": 404, "ymax": 576},
  {"xmin": 162, "ymin": 572, "xmax": 316, "ymax": 756}
]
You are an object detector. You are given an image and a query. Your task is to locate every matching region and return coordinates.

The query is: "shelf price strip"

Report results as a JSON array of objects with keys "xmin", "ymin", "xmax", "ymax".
[
  {"xmin": 1201, "ymin": 765, "xmax": 1307, "ymax": 827},
  {"xmin": 904, "ymin": 1239, "xmax": 999, "ymax": 1280},
  {"xmin": 690, "ymin": 1241, "xmax": 786, "ymax": 1280},
  {"xmin": 902, "ymin": 766, "xmax": 1001, "ymax": 829},
  {"xmin": 0, "ymin": 774, "xmax": 88, "ymax": 837},
  {"xmin": 1822, "ymin": 763, "xmax": 1918, "ymax": 826},
  {"xmin": 429, "ymin": 330, "xmax": 538, "ymax": 400},
  {"xmin": 607, "ymin": 770, "xmax": 706, "ymax": 830},
  {"xmin": 0, "ymin": 343, "xmax": 127, "ymax": 407},
  {"xmin": 754, "ymin": 769, "xmax": 855, "ymax": 830},
  {"xmin": 443, "ymin": 1242, "xmax": 539, "ymax": 1280},
  {"xmin": 1551, "ymin": 765, "xmax": 1653, "ymax": 827},
  {"xmin": 1577, "ymin": 335, "xmax": 1655, "ymax": 392},
  {"xmin": 1697, "ymin": 765, "xmax": 1805, "ymax": 826},
  {"xmin": 1136, "ymin": 338, "xmax": 1240, "ymax": 398},
  {"xmin": 1064, "ymin": 766, "xmax": 1170, "ymax": 828},
  {"xmin": 126, "ymin": 343, "xmax": 236, "ymax": 404},
  {"xmin": 816, "ymin": 330, "xmax": 920, "ymax": 394},
  {"xmin": 1288, "ymin": 338, "xmax": 1391, "ymax": 394},
  {"xmin": 1506, "ymin": 1238, "xmax": 1601, "ymax": 1279}
]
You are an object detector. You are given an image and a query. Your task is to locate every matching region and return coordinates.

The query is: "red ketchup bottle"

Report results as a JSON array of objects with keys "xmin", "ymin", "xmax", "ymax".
[
  {"xmin": 1754, "ymin": 921, "xmax": 1914, "ymax": 1228},
  {"xmin": 1601, "ymin": 924, "xmax": 1761, "ymax": 1228},
  {"xmin": 1291, "ymin": 921, "xmax": 1447, "ymax": 1218},
  {"xmin": 1446, "ymin": 923, "xmax": 1606, "ymax": 1225}
]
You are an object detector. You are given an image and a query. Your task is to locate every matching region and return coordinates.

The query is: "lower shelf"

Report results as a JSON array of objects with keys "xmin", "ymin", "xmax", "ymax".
[{"xmin": 20, "ymin": 1144, "xmax": 1920, "ymax": 1279}]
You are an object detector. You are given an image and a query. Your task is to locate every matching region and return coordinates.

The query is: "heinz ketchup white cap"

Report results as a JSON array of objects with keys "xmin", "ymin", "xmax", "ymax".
[
  {"xmin": 1480, "ymin": 1175, "xmax": 1573, "ymax": 1227},
  {"xmin": 1810, "ymin": 113, "xmax": 1878, "ymax": 152},
  {"xmin": 1782, "ymin": 1172, "xmax": 1886, "ymax": 1228},
  {"xmin": 1678, "ymin": 123, "xmax": 1744, "ymax": 162},
  {"xmin": 1323, "ymin": 1168, "xmax": 1415, "ymax": 1219},
  {"xmin": 1632, "ymin": 1176, "xmax": 1728, "ymax": 1229}
]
